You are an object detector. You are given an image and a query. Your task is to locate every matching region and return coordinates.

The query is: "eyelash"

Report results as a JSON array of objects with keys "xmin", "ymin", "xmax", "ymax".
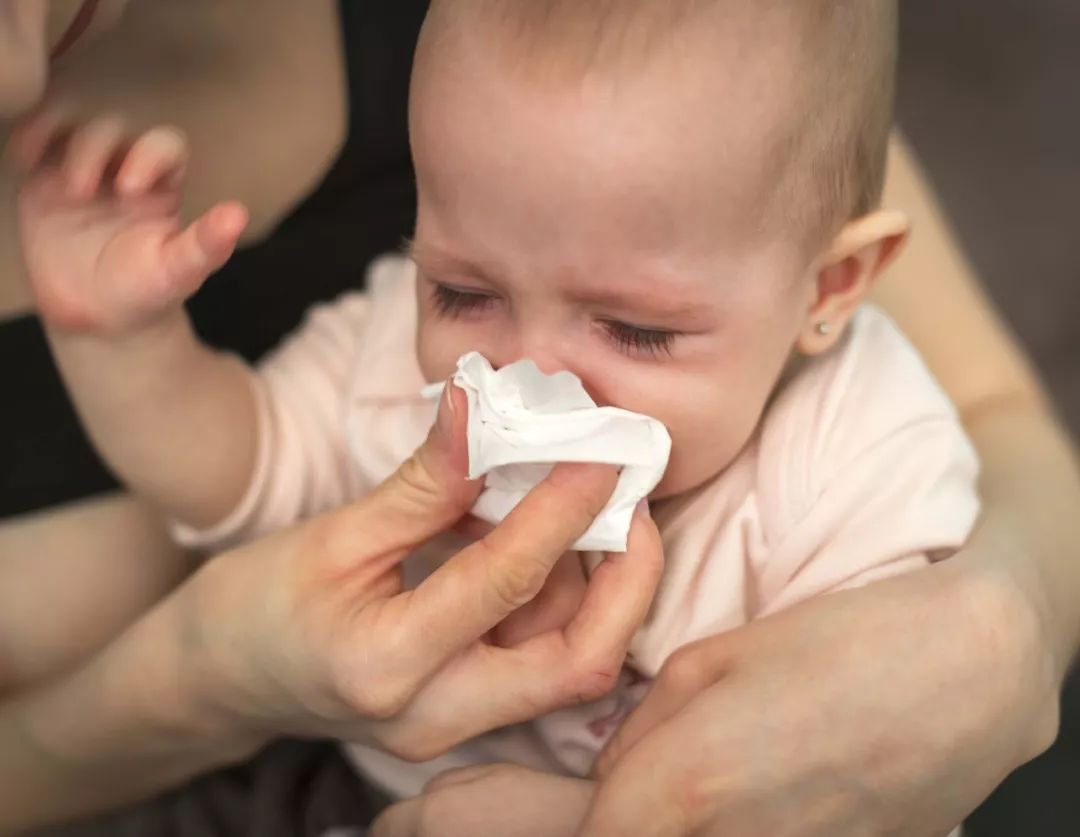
[
  {"xmin": 431, "ymin": 283, "xmax": 497, "ymax": 317},
  {"xmin": 601, "ymin": 321, "xmax": 678, "ymax": 357},
  {"xmin": 430, "ymin": 282, "xmax": 679, "ymax": 358}
]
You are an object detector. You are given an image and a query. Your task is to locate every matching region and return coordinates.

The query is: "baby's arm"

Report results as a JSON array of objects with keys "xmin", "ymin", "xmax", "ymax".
[
  {"xmin": 371, "ymin": 765, "xmax": 596, "ymax": 837},
  {"xmin": 14, "ymin": 115, "xmax": 256, "ymax": 529}
]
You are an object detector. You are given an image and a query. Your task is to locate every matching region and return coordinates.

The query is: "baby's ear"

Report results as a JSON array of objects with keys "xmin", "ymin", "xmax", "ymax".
[{"xmin": 796, "ymin": 209, "xmax": 909, "ymax": 355}]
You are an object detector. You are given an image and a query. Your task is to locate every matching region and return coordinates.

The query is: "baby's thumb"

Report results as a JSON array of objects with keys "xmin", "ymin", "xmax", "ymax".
[{"xmin": 159, "ymin": 202, "xmax": 248, "ymax": 303}]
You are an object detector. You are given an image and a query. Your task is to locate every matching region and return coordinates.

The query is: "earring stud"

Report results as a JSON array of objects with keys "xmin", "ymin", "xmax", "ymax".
[{"xmin": 816, "ymin": 322, "xmax": 831, "ymax": 336}]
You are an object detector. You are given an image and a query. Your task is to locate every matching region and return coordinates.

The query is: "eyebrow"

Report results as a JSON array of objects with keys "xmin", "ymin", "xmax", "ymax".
[{"xmin": 405, "ymin": 240, "xmax": 498, "ymax": 282}]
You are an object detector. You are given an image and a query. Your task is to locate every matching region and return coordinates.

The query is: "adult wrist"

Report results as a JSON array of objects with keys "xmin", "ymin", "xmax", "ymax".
[
  {"xmin": 27, "ymin": 586, "xmax": 266, "ymax": 779},
  {"xmin": 0, "ymin": 591, "xmax": 266, "ymax": 835}
]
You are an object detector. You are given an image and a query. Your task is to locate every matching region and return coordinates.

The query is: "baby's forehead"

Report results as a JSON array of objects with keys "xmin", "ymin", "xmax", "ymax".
[
  {"xmin": 418, "ymin": 0, "xmax": 896, "ymax": 249},
  {"xmin": 416, "ymin": 7, "xmax": 809, "ymax": 238}
]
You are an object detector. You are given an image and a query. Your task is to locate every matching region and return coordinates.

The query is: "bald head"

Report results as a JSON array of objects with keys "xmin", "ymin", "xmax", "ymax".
[{"xmin": 417, "ymin": 0, "xmax": 897, "ymax": 249}]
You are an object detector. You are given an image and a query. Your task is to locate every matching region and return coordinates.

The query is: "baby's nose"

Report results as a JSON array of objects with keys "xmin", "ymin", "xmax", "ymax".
[{"xmin": 488, "ymin": 330, "xmax": 565, "ymax": 377}]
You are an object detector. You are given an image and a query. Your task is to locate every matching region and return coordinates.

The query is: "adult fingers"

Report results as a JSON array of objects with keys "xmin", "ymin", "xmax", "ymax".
[
  {"xmin": 396, "ymin": 460, "xmax": 618, "ymax": 682},
  {"xmin": 493, "ymin": 551, "xmax": 588, "ymax": 648},
  {"xmin": 374, "ymin": 766, "xmax": 596, "ymax": 837},
  {"xmin": 370, "ymin": 798, "xmax": 421, "ymax": 837},
  {"xmin": 374, "ymin": 508, "xmax": 662, "ymax": 757},
  {"xmin": 576, "ymin": 693, "xmax": 717, "ymax": 837},
  {"xmin": 592, "ymin": 632, "xmax": 735, "ymax": 779},
  {"xmin": 336, "ymin": 383, "xmax": 478, "ymax": 562},
  {"xmin": 560, "ymin": 506, "xmax": 665, "ymax": 697}
]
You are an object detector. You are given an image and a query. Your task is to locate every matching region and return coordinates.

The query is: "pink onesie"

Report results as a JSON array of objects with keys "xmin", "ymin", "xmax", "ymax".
[{"xmin": 176, "ymin": 255, "xmax": 980, "ymax": 800}]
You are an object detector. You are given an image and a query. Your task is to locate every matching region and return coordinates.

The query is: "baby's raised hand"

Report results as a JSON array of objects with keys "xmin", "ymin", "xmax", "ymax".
[{"xmin": 12, "ymin": 111, "xmax": 248, "ymax": 334}]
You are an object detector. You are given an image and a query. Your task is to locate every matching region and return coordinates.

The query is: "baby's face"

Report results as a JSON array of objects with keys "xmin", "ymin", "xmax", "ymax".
[{"xmin": 411, "ymin": 34, "xmax": 817, "ymax": 499}]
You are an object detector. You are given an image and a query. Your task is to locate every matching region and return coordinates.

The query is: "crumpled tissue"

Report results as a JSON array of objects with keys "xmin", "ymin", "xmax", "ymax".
[{"xmin": 422, "ymin": 352, "xmax": 672, "ymax": 552}]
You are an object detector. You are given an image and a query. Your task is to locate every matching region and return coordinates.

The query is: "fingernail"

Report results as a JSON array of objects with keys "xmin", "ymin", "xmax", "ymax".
[
  {"xmin": 635, "ymin": 498, "xmax": 651, "ymax": 519},
  {"xmin": 435, "ymin": 381, "xmax": 457, "ymax": 437}
]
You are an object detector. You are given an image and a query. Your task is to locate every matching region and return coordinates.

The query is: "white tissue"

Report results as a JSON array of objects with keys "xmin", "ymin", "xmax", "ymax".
[{"xmin": 422, "ymin": 352, "xmax": 672, "ymax": 552}]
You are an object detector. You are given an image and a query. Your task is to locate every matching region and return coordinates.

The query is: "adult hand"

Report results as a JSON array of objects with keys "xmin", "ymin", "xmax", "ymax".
[
  {"xmin": 371, "ymin": 765, "xmax": 596, "ymax": 837},
  {"xmin": 179, "ymin": 383, "xmax": 664, "ymax": 761},
  {"xmin": 580, "ymin": 554, "xmax": 1058, "ymax": 837}
]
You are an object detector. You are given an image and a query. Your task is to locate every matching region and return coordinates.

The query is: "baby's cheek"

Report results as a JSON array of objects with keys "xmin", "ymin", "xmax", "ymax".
[
  {"xmin": 653, "ymin": 409, "xmax": 756, "ymax": 498},
  {"xmin": 417, "ymin": 315, "xmax": 476, "ymax": 383}
]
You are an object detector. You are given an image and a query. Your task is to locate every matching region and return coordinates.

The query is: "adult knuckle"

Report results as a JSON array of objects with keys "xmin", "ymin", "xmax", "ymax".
[
  {"xmin": 377, "ymin": 458, "xmax": 462, "ymax": 533},
  {"xmin": 395, "ymin": 452, "xmax": 438, "ymax": 496},
  {"xmin": 659, "ymin": 646, "xmax": 710, "ymax": 697},
  {"xmin": 488, "ymin": 550, "xmax": 548, "ymax": 611},
  {"xmin": 343, "ymin": 674, "xmax": 414, "ymax": 721},
  {"xmin": 566, "ymin": 653, "xmax": 623, "ymax": 704}
]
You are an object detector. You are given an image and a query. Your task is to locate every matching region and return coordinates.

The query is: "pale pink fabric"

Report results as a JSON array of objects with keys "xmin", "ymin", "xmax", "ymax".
[{"xmin": 175, "ymin": 256, "xmax": 980, "ymax": 800}]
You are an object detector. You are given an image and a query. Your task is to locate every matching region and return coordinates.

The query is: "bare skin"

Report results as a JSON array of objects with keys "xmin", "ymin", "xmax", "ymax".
[
  {"xmin": 0, "ymin": 0, "xmax": 345, "ymax": 692},
  {"xmin": 0, "ymin": 389, "xmax": 664, "ymax": 835},
  {"xmin": 2, "ymin": 5, "xmax": 1078, "ymax": 835},
  {"xmin": 371, "ymin": 134, "xmax": 1080, "ymax": 837}
]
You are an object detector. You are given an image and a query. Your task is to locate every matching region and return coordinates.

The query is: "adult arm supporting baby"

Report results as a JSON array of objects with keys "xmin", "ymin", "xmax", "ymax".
[
  {"xmin": 875, "ymin": 134, "xmax": 1080, "ymax": 668},
  {"xmin": 577, "ymin": 134, "xmax": 1078, "ymax": 837}
]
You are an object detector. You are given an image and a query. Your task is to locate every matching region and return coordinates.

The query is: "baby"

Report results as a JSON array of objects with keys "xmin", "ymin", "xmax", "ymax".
[{"xmin": 15, "ymin": 0, "xmax": 976, "ymax": 832}]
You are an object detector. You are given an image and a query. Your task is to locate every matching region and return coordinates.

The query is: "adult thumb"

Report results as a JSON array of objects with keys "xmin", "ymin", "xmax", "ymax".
[{"xmin": 355, "ymin": 382, "xmax": 482, "ymax": 556}]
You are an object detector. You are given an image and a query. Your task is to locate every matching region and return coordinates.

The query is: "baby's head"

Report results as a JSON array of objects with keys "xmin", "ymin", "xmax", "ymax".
[{"xmin": 409, "ymin": 0, "xmax": 905, "ymax": 498}]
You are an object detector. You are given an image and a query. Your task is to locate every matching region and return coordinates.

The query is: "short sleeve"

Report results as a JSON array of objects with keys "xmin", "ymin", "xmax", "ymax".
[
  {"xmin": 757, "ymin": 414, "xmax": 980, "ymax": 616},
  {"xmin": 171, "ymin": 293, "xmax": 369, "ymax": 551}
]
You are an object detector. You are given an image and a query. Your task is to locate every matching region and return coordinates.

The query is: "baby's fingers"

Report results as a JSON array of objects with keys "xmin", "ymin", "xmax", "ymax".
[
  {"xmin": 63, "ymin": 116, "xmax": 130, "ymax": 198},
  {"xmin": 116, "ymin": 127, "xmax": 188, "ymax": 197},
  {"xmin": 159, "ymin": 202, "xmax": 248, "ymax": 295}
]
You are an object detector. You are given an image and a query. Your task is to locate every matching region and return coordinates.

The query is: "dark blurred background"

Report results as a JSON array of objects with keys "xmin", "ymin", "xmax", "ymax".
[
  {"xmin": 898, "ymin": 0, "xmax": 1079, "ymax": 431},
  {"xmin": 896, "ymin": 2, "xmax": 1080, "ymax": 834}
]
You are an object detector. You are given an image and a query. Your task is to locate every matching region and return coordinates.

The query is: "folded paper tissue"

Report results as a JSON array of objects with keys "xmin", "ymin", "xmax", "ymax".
[{"xmin": 422, "ymin": 352, "xmax": 672, "ymax": 552}]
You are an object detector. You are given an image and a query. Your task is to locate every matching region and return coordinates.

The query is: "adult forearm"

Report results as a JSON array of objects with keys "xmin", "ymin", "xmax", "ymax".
[
  {"xmin": 47, "ymin": 312, "xmax": 259, "ymax": 529},
  {"xmin": 0, "ymin": 595, "xmax": 262, "ymax": 835}
]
